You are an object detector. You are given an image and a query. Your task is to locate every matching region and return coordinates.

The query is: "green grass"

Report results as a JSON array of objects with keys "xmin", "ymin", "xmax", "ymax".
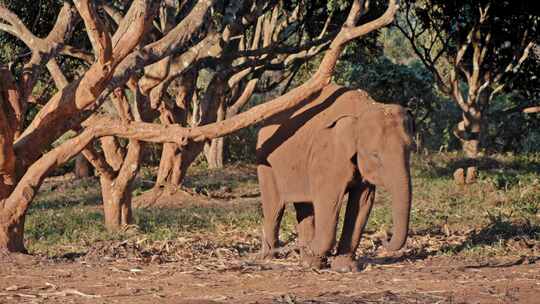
[
  {"xmin": 135, "ymin": 205, "xmax": 262, "ymax": 238},
  {"xmin": 26, "ymin": 203, "xmax": 264, "ymax": 255},
  {"xmin": 25, "ymin": 153, "xmax": 540, "ymax": 259}
]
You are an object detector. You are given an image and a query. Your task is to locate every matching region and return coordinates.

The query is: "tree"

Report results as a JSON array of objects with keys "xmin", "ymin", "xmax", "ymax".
[
  {"xmin": 486, "ymin": 44, "xmax": 540, "ymax": 152},
  {"xmin": 0, "ymin": 0, "xmax": 397, "ymax": 254},
  {"xmin": 396, "ymin": 0, "xmax": 539, "ymax": 183}
]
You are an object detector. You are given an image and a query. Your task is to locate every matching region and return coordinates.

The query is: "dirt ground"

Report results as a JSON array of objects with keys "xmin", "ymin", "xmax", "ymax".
[
  {"xmin": 1, "ymin": 243, "xmax": 539, "ymax": 304},
  {"xmin": 1, "ymin": 164, "xmax": 539, "ymax": 304}
]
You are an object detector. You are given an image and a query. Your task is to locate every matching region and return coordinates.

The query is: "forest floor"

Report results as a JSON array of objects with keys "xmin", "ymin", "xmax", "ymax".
[{"xmin": 0, "ymin": 153, "xmax": 539, "ymax": 303}]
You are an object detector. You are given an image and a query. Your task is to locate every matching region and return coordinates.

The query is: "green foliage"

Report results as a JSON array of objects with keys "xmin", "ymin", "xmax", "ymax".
[
  {"xmin": 26, "ymin": 205, "xmax": 106, "ymax": 253},
  {"xmin": 336, "ymin": 57, "xmax": 434, "ymax": 106},
  {"xmin": 225, "ymin": 125, "xmax": 259, "ymax": 164},
  {"xmin": 136, "ymin": 206, "xmax": 261, "ymax": 237},
  {"xmin": 378, "ymin": 28, "xmax": 417, "ymax": 65},
  {"xmin": 486, "ymin": 53, "xmax": 540, "ymax": 153},
  {"xmin": 487, "ymin": 92, "xmax": 540, "ymax": 153},
  {"xmin": 223, "ymin": 94, "xmax": 264, "ymax": 164}
]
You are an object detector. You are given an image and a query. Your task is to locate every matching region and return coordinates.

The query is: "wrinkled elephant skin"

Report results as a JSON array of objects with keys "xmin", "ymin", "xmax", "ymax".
[{"xmin": 256, "ymin": 84, "xmax": 415, "ymax": 271}]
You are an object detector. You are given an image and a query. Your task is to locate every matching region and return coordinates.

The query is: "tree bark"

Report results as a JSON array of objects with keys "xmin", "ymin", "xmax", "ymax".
[
  {"xmin": 205, "ymin": 137, "xmax": 224, "ymax": 169},
  {"xmin": 523, "ymin": 106, "xmax": 540, "ymax": 113},
  {"xmin": 148, "ymin": 72, "xmax": 195, "ymax": 202},
  {"xmin": 204, "ymin": 104, "xmax": 225, "ymax": 169},
  {"xmin": 99, "ymin": 139, "xmax": 140, "ymax": 231},
  {"xmin": 453, "ymin": 108, "xmax": 482, "ymax": 184},
  {"xmin": 155, "ymin": 143, "xmax": 179, "ymax": 188},
  {"xmin": 0, "ymin": 211, "xmax": 27, "ymax": 254},
  {"xmin": 141, "ymin": 140, "xmax": 195, "ymax": 208},
  {"xmin": 100, "ymin": 175, "xmax": 133, "ymax": 231},
  {"xmin": 12, "ymin": 0, "xmax": 153, "ymax": 172}
]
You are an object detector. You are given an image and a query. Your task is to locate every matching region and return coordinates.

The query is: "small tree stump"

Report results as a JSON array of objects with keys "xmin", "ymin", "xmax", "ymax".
[{"xmin": 453, "ymin": 168, "xmax": 465, "ymax": 185}]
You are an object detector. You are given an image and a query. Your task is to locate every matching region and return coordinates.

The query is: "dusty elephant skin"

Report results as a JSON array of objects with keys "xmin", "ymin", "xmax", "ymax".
[{"xmin": 256, "ymin": 84, "xmax": 415, "ymax": 271}]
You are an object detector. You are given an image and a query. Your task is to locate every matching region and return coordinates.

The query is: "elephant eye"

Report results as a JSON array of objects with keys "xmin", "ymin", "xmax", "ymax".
[{"xmin": 370, "ymin": 152, "xmax": 380, "ymax": 159}]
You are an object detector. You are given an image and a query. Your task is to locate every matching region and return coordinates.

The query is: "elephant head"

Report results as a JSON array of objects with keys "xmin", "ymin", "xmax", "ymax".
[{"xmin": 329, "ymin": 104, "xmax": 415, "ymax": 251}]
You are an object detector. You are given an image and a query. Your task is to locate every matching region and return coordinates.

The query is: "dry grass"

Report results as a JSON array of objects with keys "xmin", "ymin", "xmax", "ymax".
[{"xmin": 25, "ymin": 153, "xmax": 539, "ymax": 262}]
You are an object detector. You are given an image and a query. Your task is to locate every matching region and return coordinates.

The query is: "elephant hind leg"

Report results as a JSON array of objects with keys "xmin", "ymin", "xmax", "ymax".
[
  {"xmin": 332, "ymin": 183, "xmax": 375, "ymax": 272},
  {"xmin": 258, "ymin": 165, "xmax": 285, "ymax": 259},
  {"xmin": 294, "ymin": 202, "xmax": 314, "ymax": 257}
]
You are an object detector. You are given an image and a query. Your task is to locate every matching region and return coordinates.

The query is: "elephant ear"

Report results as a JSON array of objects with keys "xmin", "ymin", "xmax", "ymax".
[
  {"xmin": 323, "ymin": 115, "xmax": 358, "ymax": 161},
  {"xmin": 327, "ymin": 115, "xmax": 383, "ymax": 185}
]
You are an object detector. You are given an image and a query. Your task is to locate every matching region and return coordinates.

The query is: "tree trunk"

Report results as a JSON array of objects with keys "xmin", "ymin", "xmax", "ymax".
[
  {"xmin": 74, "ymin": 154, "xmax": 93, "ymax": 178},
  {"xmin": 142, "ymin": 141, "xmax": 198, "ymax": 207},
  {"xmin": 204, "ymin": 100, "xmax": 225, "ymax": 169},
  {"xmin": 453, "ymin": 109, "xmax": 482, "ymax": 184},
  {"xmin": 462, "ymin": 136, "xmax": 480, "ymax": 183},
  {"xmin": 153, "ymin": 144, "xmax": 184, "ymax": 187},
  {"xmin": 100, "ymin": 175, "xmax": 133, "ymax": 231},
  {"xmin": 99, "ymin": 140, "xmax": 140, "ymax": 231},
  {"xmin": 205, "ymin": 137, "xmax": 224, "ymax": 169},
  {"xmin": 0, "ymin": 211, "xmax": 27, "ymax": 254},
  {"xmin": 175, "ymin": 142, "xmax": 204, "ymax": 186},
  {"xmin": 155, "ymin": 143, "xmax": 178, "ymax": 188}
]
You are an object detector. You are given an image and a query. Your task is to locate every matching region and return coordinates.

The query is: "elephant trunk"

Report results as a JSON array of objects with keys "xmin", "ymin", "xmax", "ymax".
[{"xmin": 383, "ymin": 154, "xmax": 412, "ymax": 251}]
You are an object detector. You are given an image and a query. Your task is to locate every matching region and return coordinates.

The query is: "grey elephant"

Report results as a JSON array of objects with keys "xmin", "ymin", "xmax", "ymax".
[{"xmin": 256, "ymin": 84, "xmax": 415, "ymax": 271}]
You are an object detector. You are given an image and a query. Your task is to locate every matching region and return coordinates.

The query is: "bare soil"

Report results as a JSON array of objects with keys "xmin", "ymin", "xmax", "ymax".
[{"xmin": 0, "ymin": 249, "xmax": 539, "ymax": 304}]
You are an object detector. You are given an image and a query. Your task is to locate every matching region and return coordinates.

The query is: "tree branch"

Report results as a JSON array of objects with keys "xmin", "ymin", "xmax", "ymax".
[
  {"xmin": 74, "ymin": 0, "xmax": 112, "ymax": 65},
  {"xmin": 46, "ymin": 59, "xmax": 69, "ymax": 89},
  {"xmin": 81, "ymin": 146, "xmax": 115, "ymax": 180},
  {"xmin": 523, "ymin": 106, "xmax": 540, "ymax": 113}
]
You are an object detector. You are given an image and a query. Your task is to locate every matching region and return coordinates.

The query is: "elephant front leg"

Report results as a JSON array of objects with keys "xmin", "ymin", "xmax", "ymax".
[
  {"xmin": 302, "ymin": 195, "xmax": 344, "ymax": 269},
  {"xmin": 332, "ymin": 183, "xmax": 375, "ymax": 272}
]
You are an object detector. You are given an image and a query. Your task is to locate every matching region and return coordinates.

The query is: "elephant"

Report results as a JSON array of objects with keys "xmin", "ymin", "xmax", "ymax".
[{"xmin": 256, "ymin": 84, "xmax": 415, "ymax": 271}]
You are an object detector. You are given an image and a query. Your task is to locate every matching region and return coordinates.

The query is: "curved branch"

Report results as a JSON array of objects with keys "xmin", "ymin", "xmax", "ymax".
[
  {"xmin": 46, "ymin": 59, "xmax": 69, "ymax": 89},
  {"xmin": 74, "ymin": 0, "xmax": 112, "ymax": 64},
  {"xmin": 227, "ymin": 78, "xmax": 258, "ymax": 116},
  {"xmin": 59, "ymin": 45, "xmax": 95, "ymax": 64},
  {"xmin": 0, "ymin": 4, "xmax": 39, "ymax": 47}
]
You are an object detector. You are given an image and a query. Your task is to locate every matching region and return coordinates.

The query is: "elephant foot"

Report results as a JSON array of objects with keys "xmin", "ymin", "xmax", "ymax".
[
  {"xmin": 300, "ymin": 254, "xmax": 325, "ymax": 269},
  {"xmin": 259, "ymin": 240, "xmax": 277, "ymax": 260},
  {"xmin": 299, "ymin": 247, "xmax": 325, "ymax": 269},
  {"xmin": 331, "ymin": 255, "xmax": 360, "ymax": 273}
]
